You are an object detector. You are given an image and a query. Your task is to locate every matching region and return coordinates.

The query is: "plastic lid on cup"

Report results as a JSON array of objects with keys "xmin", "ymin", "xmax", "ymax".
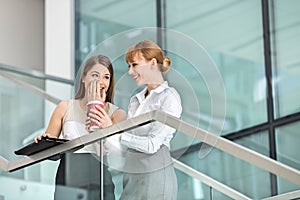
[{"xmin": 86, "ymin": 100, "xmax": 104, "ymax": 105}]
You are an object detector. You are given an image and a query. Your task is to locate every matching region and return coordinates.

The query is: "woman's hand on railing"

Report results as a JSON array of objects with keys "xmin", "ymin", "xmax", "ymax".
[{"xmin": 34, "ymin": 133, "xmax": 58, "ymax": 143}]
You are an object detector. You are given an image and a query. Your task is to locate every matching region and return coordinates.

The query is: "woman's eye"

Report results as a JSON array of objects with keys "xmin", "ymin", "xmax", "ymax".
[
  {"xmin": 129, "ymin": 63, "xmax": 137, "ymax": 68},
  {"xmin": 104, "ymin": 76, "xmax": 110, "ymax": 80},
  {"xmin": 92, "ymin": 74, "xmax": 99, "ymax": 77}
]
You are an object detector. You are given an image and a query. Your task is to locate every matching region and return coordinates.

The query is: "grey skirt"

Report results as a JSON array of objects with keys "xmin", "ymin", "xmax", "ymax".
[{"xmin": 120, "ymin": 146, "xmax": 177, "ymax": 200}]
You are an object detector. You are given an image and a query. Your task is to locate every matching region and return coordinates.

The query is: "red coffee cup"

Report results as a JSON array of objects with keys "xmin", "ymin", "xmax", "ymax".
[{"xmin": 87, "ymin": 100, "xmax": 104, "ymax": 132}]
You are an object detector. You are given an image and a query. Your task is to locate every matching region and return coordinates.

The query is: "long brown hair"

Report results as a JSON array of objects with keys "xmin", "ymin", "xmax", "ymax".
[{"xmin": 75, "ymin": 55, "xmax": 115, "ymax": 103}]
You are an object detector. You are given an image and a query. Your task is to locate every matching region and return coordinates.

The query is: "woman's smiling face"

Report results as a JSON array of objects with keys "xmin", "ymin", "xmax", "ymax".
[
  {"xmin": 83, "ymin": 63, "xmax": 111, "ymax": 93},
  {"xmin": 127, "ymin": 53, "xmax": 152, "ymax": 86}
]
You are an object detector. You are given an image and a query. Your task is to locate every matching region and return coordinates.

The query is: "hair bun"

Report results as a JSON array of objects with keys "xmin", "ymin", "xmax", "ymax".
[{"xmin": 161, "ymin": 56, "xmax": 171, "ymax": 73}]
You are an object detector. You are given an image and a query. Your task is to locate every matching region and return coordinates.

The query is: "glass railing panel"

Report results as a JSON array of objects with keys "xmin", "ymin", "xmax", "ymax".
[
  {"xmin": 174, "ymin": 130, "xmax": 272, "ymax": 200},
  {"xmin": 210, "ymin": 187, "xmax": 234, "ymax": 200},
  {"xmin": 175, "ymin": 168, "xmax": 214, "ymax": 200},
  {"xmin": 0, "ymin": 71, "xmax": 73, "ymax": 200},
  {"xmin": 17, "ymin": 111, "xmax": 295, "ymax": 200},
  {"xmin": 0, "ymin": 72, "xmax": 73, "ymax": 158},
  {"xmin": 0, "ymin": 75, "xmax": 45, "ymax": 161},
  {"xmin": 0, "ymin": 76, "xmax": 57, "ymax": 199},
  {"xmin": 54, "ymin": 150, "xmax": 114, "ymax": 200},
  {"xmin": 275, "ymin": 121, "xmax": 300, "ymax": 195},
  {"xmin": 1, "ymin": 106, "xmax": 300, "ymax": 199}
]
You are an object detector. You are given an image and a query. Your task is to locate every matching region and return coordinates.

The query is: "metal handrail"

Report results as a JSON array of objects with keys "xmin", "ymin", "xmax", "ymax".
[
  {"xmin": 0, "ymin": 63, "xmax": 74, "ymax": 85},
  {"xmin": 0, "ymin": 71, "xmax": 61, "ymax": 104},
  {"xmin": 262, "ymin": 190, "xmax": 300, "ymax": 200}
]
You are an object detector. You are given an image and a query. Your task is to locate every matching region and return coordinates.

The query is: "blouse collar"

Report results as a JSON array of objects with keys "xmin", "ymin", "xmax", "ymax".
[{"xmin": 135, "ymin": 81, "xmax": 169, "ymax": 102}]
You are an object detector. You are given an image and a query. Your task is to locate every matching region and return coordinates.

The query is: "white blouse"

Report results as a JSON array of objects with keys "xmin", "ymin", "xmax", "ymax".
[{"xmin": 121, "ymin": 81, "xmax": 182, "ymax": 154}]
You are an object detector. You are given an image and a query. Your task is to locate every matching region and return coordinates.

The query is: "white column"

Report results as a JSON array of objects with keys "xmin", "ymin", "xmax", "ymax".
[
  {"xmin": 44, "ymin": 0, "xmax": 74, "ymax": 117},
  {"xmin": 45, "ymin": 0, "xmax": 74, "ymax": 80},
  {"xmin": 45, "ymin": 0, "xmax": 74, "ymax": 99},
  {"xmin": 43, "ymin": 0, "xmax": 74, "ymax": 183}
]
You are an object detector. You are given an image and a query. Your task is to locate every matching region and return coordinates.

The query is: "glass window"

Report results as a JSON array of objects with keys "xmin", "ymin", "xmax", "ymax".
[
  {"xmin": 166, "ymin": 0, "xmax": 267, "ymax": 135},
  {"xmin": 275, "ymin": 122, "xmax": 300, "ymax": 194},
  {"xmin": 73, "ymin": 0, "xmax": 300, "ymax": 199},
  {"xmin": 270, "ymin": 0, "xmax": 300, "ymax": 118},
  {"xmin": 75, "ymin": 0, "xmax": 156, "ymax": 72},
  {"xmin": 75, "ymin": 0, "xmax": 158, "ymax": 109}
]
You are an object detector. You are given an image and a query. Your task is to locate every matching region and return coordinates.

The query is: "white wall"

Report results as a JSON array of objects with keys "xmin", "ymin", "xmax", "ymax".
[
  {"xmin": 45, "ymin": 0, "xmax": 74, "ymax": 79},
  {"xmin": 0, "ymin": 0, "xmax": 44, "ymax": 70}
]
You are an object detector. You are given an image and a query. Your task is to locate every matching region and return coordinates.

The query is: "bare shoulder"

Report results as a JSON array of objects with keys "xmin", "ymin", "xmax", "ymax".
[
  {"xmin": 114, "ymin": 108, "xmax": 126, "ymax": 119},
  {"xmin": 55, "ymin": 100, "xmax": 69, "ymax": 116},
  {"xmin": 112, "ymin": 108, "xmax": 127, "ymax": 123},
  {"xmin": 57, "ymin": 100, "xmax": 69, "ymax": 109}
]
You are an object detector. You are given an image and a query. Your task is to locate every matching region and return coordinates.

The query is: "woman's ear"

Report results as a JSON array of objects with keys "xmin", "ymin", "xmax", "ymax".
[{"xmin": 150, "ymin": 58, "xmax": 157, "ymax": 68}]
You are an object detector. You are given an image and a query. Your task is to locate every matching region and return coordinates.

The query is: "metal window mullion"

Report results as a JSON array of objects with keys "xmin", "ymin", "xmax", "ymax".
[{"xmin": 261, "ymin": 0, "xmax": 278, "ymax": 195}]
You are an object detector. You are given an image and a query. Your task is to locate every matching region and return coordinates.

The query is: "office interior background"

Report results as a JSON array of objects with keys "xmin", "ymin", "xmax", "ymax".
[{"xmin": 0, "ymin": 0, "xmax": 299, "ymax": 199}]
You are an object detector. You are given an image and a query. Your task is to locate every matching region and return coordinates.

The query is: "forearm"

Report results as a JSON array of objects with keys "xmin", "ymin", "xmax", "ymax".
[{"xmin": 121, "ymin": 125, "xmax": 174, "ymax": 154}]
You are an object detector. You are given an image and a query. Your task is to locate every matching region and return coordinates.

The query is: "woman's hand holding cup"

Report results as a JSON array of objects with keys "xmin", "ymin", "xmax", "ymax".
[{"xmin": 86, "ymin": 80, "xmax": 111, "ymax": 132}]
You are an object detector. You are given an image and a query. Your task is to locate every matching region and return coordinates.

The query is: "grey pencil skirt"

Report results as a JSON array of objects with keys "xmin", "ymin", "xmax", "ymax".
[{"xmin": 120, "ymin": 146, "xmax": 177, "ymax": 200}]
